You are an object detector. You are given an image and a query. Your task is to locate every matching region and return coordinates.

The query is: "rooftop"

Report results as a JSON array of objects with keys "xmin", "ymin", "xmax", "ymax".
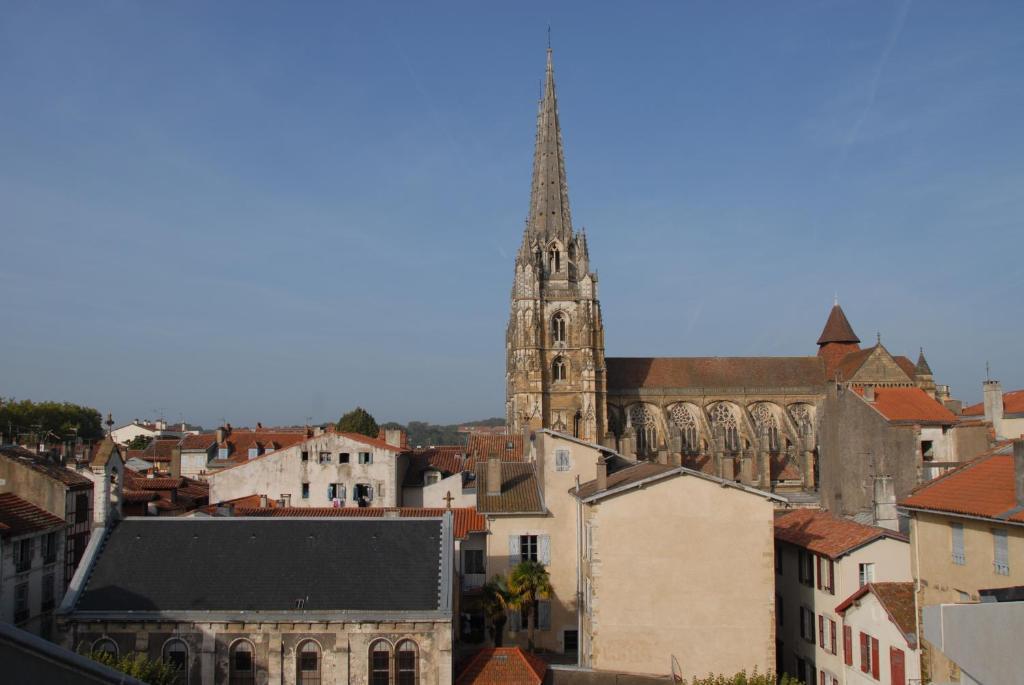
[
  {"xmin": 0, "ymin": 493, "xmax": 67, "ymax": 538},
  {"xmin": 223, "ymin": 505, "xmax": 486, "ymax": 540},
  {"xmin": 474, "ymin": 462, "xmax": 544, "ymax": 514},
  {"xmin": 606, "ymin": 356, "xmax": 825, "ymax": 391},
  {"xmin": 962, "ymin": 389, "xmax": 1024, "ymax": 417},
  {"xmin": 817, "ymin": 304, "xmax": 860, "ymax": 345},
  {"xmin": 774, "ymin": 508, "xmax": 907, "ymax": 559},
  {"xmin": 854, "ymin": 386, "xmax": 959, "ymax": 425},
  {"xmin": 0, "ymin": 445, "xmax": 93, "ymax": 489},
  {"xmin": 455, "ymin": 647, "xmax": 548, "ymax": 685},
  {"xmin": 835, "ymin": 582, "xmax": 916, "ymax": 647}
]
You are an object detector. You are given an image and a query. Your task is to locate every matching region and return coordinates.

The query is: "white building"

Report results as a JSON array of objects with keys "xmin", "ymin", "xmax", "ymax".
[{"xmin": 835, "ymin": 582, "xmax": 920, "ymax": 685}]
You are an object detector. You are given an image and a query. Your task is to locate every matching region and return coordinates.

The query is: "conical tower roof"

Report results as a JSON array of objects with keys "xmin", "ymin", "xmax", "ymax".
[
  {"xmin": 916, "ymin": 348, "xmax": 933, "ymax": 376},
  {"xmin": 525, "ymin": 47, "xmax": 573, "ymax": 245},
  {"xmin": 817, "ymin": 304, "xmax": 860, "ymax": 346}
]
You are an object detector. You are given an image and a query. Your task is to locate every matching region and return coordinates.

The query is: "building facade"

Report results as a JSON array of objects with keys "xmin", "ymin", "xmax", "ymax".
[{"xmin": 835, "ymin": 582, "xmax": 920, "ymax": 685}]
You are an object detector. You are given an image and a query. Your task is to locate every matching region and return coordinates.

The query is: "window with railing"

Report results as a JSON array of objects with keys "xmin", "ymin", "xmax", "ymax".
[
  {"xmin": 993, "ymin": 528, "xmax": 1009, "ymax": 575},
  {"xmin": 951, "ymin": 522, "xmax": 966, "ymax": 565}
]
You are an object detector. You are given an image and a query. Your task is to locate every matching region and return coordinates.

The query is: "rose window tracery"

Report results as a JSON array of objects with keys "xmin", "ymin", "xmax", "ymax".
[
  {"xmin": 708, "ymin": 403, "xmax": 740, "ymax": 451},
  {"xmin": 629, "ymin": 405, "xmax": 658, "ymax": 457}
]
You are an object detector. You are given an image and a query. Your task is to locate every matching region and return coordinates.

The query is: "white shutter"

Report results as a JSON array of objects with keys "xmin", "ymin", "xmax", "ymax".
[
  {"xmin": 509, "ymin": 608, "xmax": 521, "ymax": 632},
  {"xmin": 538, "ymin": 600, "xmax": 551, "ymax": 630},
  {"xmin": 340, "ymin": 484, "xmax": 346, "ymax": 501},
  {"xmin": 539, "ymin": 534, "xmax": 551, "ymax": 565},
  {"xmin": 367, "ymin": 484, "xmax": 374, "ymax": 501},
  {"xmin": 994, "ymin": 529, "xmax": 1009, "ymax": 574},
  {"xmin": 952, "ymin": 523, "xmax": 965, "ymax": 564},
  {"xmin": 509, "ymin": 535, "xmax": 520, "ymax": 568}
]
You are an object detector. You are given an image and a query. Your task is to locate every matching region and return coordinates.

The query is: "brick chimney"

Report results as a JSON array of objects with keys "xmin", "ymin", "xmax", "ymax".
[
  {"xmin": 596, "ymin": 456, "xmax": 608, "ymax": 492},
  {"xmin": 1014, "ymin": 440, "xmax": 1024, "ymax": 508},
  {"xmin": 486, "ymin": 452, "xmax": 502, "ymax": 496}
]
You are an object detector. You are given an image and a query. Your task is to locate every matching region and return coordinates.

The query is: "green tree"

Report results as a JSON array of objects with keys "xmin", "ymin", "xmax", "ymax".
[
  {"xmin": 682, "ymin": 670, "xmax": 802, "ymax": 685},
  {"xmin": 336, "ymin": 406, "xmax": 379, "ymax": 438},
  {"xmin": 0, "ymin": 397, "xmax": 104, "ymax": 444},
  {"xmin": 89, "ymin": 650, "xmax": 180, "ymax": 685},
  {"xmin": 507, "ymin": 560, "xmax": 552, "ymax": 652},
  {"xmin": 481, "ymin": 574, "xmax": 513, "ymax": 647},
  {"xmin": 126, "ymin": 435, "xmax": 153, "ymax": 451}
]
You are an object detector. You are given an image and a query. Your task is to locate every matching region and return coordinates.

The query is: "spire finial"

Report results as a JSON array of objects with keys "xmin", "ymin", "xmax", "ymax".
[
  {"xmin": 547, "ymin": 25, "xmax": 552, "ymax": 50},
  {"xmin": 833, "ymin": 292, "xmax": 838, "ymax": 306},
  {"xmin": 876, "ymin": 332, "xmax": 881, "ymax": 345}
]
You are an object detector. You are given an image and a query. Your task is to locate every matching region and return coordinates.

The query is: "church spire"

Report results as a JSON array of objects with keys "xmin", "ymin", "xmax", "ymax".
[{"xmin": 526, "ymin": 46, "xmax": 573, "ymax": 245}]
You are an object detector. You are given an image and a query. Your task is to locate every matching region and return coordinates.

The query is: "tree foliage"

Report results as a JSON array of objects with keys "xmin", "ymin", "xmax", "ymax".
[
  {"xmin": 88, "ymin": 650, "xmax": 181, "ymax": 685},
  {"xmin": 682, "ymin": 671, "xmax": 802, "ymax": 685},
  {"xmin": 0, "ymin": 397, "xmax": 104, "ymax": 443},
  {"xmin": 336, "ymin": 407, "xmax": 379, "ymax": 438},
  {"xmin": 481, "ymin": 574, "xmax": 512, "ymax": 647},
  {"xmin": 126, "ymin": 434, "xmax": 153, "ymax": 450},
  {"xmin": 507, "ymin": 560, "xmax": 552, "ymax": 652},
  {"xmin": 385, "ymin": 417, "xmax": 506, "ymax": 448}
]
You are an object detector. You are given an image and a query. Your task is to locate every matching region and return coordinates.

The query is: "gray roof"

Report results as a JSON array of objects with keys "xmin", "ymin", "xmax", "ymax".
[{"xmin": 64, "ymin": 516, "xmax": 452, "ymax": 620}]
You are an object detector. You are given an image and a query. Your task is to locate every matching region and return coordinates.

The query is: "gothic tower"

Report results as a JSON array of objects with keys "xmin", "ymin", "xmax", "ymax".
[{"xmin": 506, "ymin": 48, "xmax": 606, "ymax": 441}]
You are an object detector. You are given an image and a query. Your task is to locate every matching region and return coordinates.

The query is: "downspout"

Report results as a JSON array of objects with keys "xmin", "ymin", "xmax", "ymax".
[
  {"xmin": 575, "ymin": 474, "xmax": 582, "ymax": 667},
  {"xmin": 912, "ymin": 513, "xmax": 923, "ymax": 672}
]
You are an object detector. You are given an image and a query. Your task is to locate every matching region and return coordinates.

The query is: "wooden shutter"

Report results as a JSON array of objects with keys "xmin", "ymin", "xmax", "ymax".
[
  {"xmin": 871, "ymin": 637, "xmax": 879, "ymax": 679},
  {"xmin": 830, "ymin": 619, "xmax": 837, "ymax": 654},
  {"xmin": 952, "ymin": 522, "xmax": 965, "ymax": 563},
  {"xmin": 860, "ymin": 632, "xmax": 869, "ymax": 672},
  {"xmin": 827, "ymin": 559, "xmax": 835, "ymax": 593},
  {"xmin": 538, "ymin": 600, "xmax": 551, "ymax": 630},
  {"xmin": 819, "ymin": 672, "xmax": 825, "ymax": 685},
  {"xmin": 508, "ymin": 535, "xmax": 520, "ymax": 568},
  {"xmin": 891, "ymin": 646, "xmax": 905, "ymax": 685},
  {"xmin": 818, "ymin": 615, "xmax": 825, "ymax": 647},
  {"xmin": 539, "ymin": 535, "xmax": 551, "ymax": 565},
  {"xmin": 844, "ymin": 626, "xmax": 853, "ymax": 665},
  {"xmin": 816, "ymin": 555, "xmax": 822, "ymax": 589}
]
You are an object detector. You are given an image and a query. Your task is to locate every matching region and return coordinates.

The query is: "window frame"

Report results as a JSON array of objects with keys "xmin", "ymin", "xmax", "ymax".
[
  {"xmin": 520, "ymin": 534, "xmax": 539, "ymax": 562},
  {"xmin": 162, "ymin": 637, "xmax": 189, "ymax": 684},
  {"xmin": 229, "ymin": 639, "xmax": 255, "ymax": 685},
  {"xmin": 858, "ymin": 562, "xmax": 875, "ymax": 587},
  {"xmin": 396, "ymin": 639, "xmax": 418, "ymax": 685},
  {"xmin": 296, "ymin": 639, "xmax": 321, "ymax": 685},
  {"xmin": 318, "ymin": 452, "xmax": 332, "ymax": 464},
  {"xmin": 554, "ymin": 449, "xmax": 571, "ymax": 472},
  {"xmin": 951, "ymin": 522, "xmax": 966, "ymax": 565},
  {"xmin": 93, "ymin": 637, "xmax": 119, "ymax": 659},
  {"xmin": 463, "ymin": 548, "xmax": 485, "ymax": 575},
  {"xmin": 369, "ymin": 640, "xmax": 391, "ymax": 685},
  {"xmin": 358, "ymin": 452, "xmax": 372, "ymax": 465},
  {"xmin": 993, "ymin": 527, "xmax": 1010, "ymax": 575}
]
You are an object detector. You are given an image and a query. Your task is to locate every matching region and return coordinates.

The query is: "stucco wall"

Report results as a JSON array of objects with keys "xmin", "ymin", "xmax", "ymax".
[
  {"xmin": 586, "ymin": 474, "xmax": 775, "ymax": 679},
  {"xmin": 0, "ymin": 456, "xmax": 70, "ymax": 517},
  {"xmin": 0, "ymin": 526, "xmax": 65, "ymax": 637},
  {"xmin": 841, "ymin": 591, "xmax": 919, "ymax": 685}
]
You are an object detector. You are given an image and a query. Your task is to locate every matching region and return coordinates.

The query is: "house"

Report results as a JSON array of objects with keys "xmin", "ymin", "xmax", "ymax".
[
  {"xmin": 59, "ymin": 514, "xmax": 455, "ymax": 684},
  {"xmin": 961, "ymin": 379, "xmax": 1024, "ymax": 440},
  {"xmin": 191, "ymin": 424, "xmax": 310, "ymax": 477},
  {"xmin": 206, "ymin": 425, "xmax": 407, "ymax": 507},
  {"xmin": 575, "ymin": 458, "xmax": 784, "ymax": 679},
  {"xmin": 898, "ymin": 439, "xmax": 1024, "ymax": 684},
  {"xmin": 455, "ymin": 647, "xmax": 547, "ymax": 685},
  {"xmin": 0, "ymin": 493, "xmax": 67, "ymax": 639},
  {"xmin": 401, "ymin": 446, "xmax": 471, "ymax": 508},
  {"xmin": 109, "ymin": 419, "xmax": 194, "ymax": 447},
  {"xmin": 0, "ymin": 446, "xmax": 94, "ymax": 591},
  {"xmin": 774, "ymin": 508, "xmax": 911, "ymax": 685},
  {"xmin": 834, "ymin": 582, "xmax": 919, "ymax": 685},
  {"xmin": 120, "ymin": 470, "xmax": 209, "ymax": 516}
]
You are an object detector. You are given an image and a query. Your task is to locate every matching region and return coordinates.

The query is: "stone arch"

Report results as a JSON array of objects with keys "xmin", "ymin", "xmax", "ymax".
[
  {"xmin": 552, "ymin": 355, "xmax": 568, "ymax": 382},
  {"xmin": 547, "ymin": 239, "xmax": 564, "ymax": 274},
  {"xmin": 551, "ymin": 311, "xmax": 568, "ymax": 344},
  {"xmin": 787, "ymin": 402, "xmax": 816, "ymax": 440},
  {"xmin": 706, "ymin": 401, "xmax": 742, "ymax": 452},
  {"xmin": 667, "ymin": 402, "xmax": 705, "ymax": 454},
  {"xmin": 748, "ymin": 402, "xmax": 784, "ymax": 452},
  {"xmin": 627, "ymin": 402, "xmax": 663, "ymax": 458}
]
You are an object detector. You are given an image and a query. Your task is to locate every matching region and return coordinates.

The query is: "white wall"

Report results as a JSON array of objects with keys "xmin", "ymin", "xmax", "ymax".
[{"xmin": 842, "ymin": 591, "xmax": 919, "ymax": 685}]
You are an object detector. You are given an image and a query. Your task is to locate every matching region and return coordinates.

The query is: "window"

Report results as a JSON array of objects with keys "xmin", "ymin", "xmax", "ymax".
[
  {"xmin": 318, "ymin": 452, "xmax": 331, "ymax": 464},
  {"xmin": 775, "ymin": 544, "xmax": 782, "ymax": 574},
  {"xmin": 552, "ymin": 313, "xmax": 567, "ymax": 343},
  {"xmin": 14, "ymin": 583, "xmax": 29, "ymax": 623},
  {"xmin": 43, "ymin": 532, "xmax": 58, "ymax": 564},
  {"xmin": 858, "ymin": 562, "xmax": 875, "ymax": 587},
  {"xmin": 217, "ymin": 447, "xmax": 229, "ymax": 460},
  {"xmin": 327, "ymin": 484, "xmax": 346, "ymax": 503},
  {"xmin": 14, "ymin": 538, "xmax": 33, "ymax": 573},
  {"xmin": 301, "ymin": 451, "xmax": 309, "ymax": 462},
  {"xmin": 798, "ymin": 549, "xmax": 814, "ymax": 586},
  {"xmin": 829, "ymin": 618, "xmax": 837, "ymax": 655},
  {"xmin": 93, "ymin": 637, "xmax": 118, "ymax": 658},
  {"xmin": 370, "ymin": 640, "xmax": 390, "ymax": 685},
  {"xmin": 548, "ymin": 245, "xmax": 561, "ymax": 272},
  {"xmin": 775, "ymin": 594, "xmax": 783, "ymax": 626},
  {"xmin": 297, "ymin": 640, "xmax": 321, "ymax": 685},
  {"xmin": 230, "ymin": 640, "xmax": 255, "ymax": 685},
  {"xmin": 248, "ymin": 447, "xmax": 259, "ymax": 459},
  {"xmin": 358, "ymin": 452, "xmax": 372, "ymax": 465},
  {"xmin": 799, "ymin": 606, "xmax": 815, "ymax": 642},
  {"xmin": 818, "ymin": 614, "xmax": 825, "ymax": 648},
  {"xmin": 859, "ymin": 632, "xmax": 879, "ymax": 679},
  {"xmin": 163, "ymin": 638, "xmax": 188, "ymax": 684},
  {"xmin": 464, "ymin": 549, "xmax": 485, "ymax": 575},
  {"xmin": 423, "ymin": 471, "xmax": 441, "ymax": 485},
  {"xmin": 552, "ymin": 357, "xmax": 567, "ymax": 382},
  {"xmin": 951, "ymin": 522, "xmax": 965, "ymax": 565},
  {"xmin": 520, "ymin": 535, "xmax": 538, "ymax": 562},
  {"xmin": 563, "ymin": 629, "xmax": 579, "ymax": 656},
  {"xmin": 396, "ymin": 640, "xmax": 417, "ymax": 685},
  {"xmin": 816, "ymin": 555, "xmax": 834, "ymax": 594},
  {"xmin": 843, "ymin": 625, "xmax": 853, "ymax": 666},
  {"xmin": 41, "ymin": 573, "xmax": 55, "ymax": 612},
  {"xmin": 339, "ymin": 452, "xmax": 350, "ymax": 464},
  {"xmin": 993, "ymin": 528, "xmax": 1010, "ymax": 575},
  {"xmin": 301, "ymin": 483, "xmax": 310, "ymax": 499},
  {"xmin": 554, "ymin": 449, "xmax": 571, "ymax": 472},
  {"xmin": 354, "ymin": 483, "xmax": 374, "ymax": 505},
  {"xmin": 75, "ymin": 493, "xmax": 89, "ymax": 523}
]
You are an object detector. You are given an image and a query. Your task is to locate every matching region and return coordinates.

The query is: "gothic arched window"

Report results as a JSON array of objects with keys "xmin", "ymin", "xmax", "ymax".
[
  {"xmin": 709, "ymin": 403, "xmax": 739, "ymax": 452},
  {"xmin": 629, "ymin": 404, "xmax": 658, "ymax": 457},
  {"xmin": 751, "ymin": 403, "xmax": 781, "ymax": 452},
  {"xmin": 548, "ymin": 245, "xmax": 561, "ymax": 272},
  {"xmin": 669, "ymin": 404, "xmax": 700, "ymax": 454},
  {"xmin": 552, "ymin": 357, "xmax": 567, "ymax": 382},
  {"xmin": 552, "ymin": 313, "xmax": 567, "ymax": 343},
  {"xmin": 396, "ymin": 640, "xmax": 418, "ymax": 685},
  {"xmin": 788, "ymin": 404, "xmax": 814, "ymax": 438}
]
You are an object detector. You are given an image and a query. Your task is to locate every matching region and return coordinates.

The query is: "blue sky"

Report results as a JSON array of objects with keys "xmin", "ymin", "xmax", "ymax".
[{"xmin": 2, "ymin": 1, "xmax": 1022, "ymax": 428}]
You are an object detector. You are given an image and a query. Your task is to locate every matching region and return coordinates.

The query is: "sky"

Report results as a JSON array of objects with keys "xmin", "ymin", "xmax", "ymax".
[{"xmin": 2, "ymin": 1, "xmax": 1022, "ymax": 428}]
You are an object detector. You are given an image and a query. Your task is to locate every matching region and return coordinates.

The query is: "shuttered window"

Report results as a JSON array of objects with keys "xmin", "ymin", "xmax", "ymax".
[
  {"xmin": 871, "ymin": 636, "xmax": 880, "ymax": 679},
  {"xmin": 951, "ymin": 522, "xmax": 965, "ymax": 565},
  {"xmin": 818, "ymin": 615, "xmax": 825, "ymax": 648},
  {"xmin": 860, "ymin": 632, "xmax": 869, "ymax": 673},
  {"xmin": 993, "ymin": 528, "xmax": 1009, "ymax": 575},
  {"xmin": 843, "ymin": 626, "xmax": 852, "ymax": 666},
  {"xmin": 890, "ymin": 646, "xmax": 906, "ymax": 685}
]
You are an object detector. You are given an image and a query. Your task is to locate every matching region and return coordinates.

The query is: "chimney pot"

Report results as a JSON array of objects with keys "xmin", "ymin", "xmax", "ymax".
[
  {"xmin": 215, "ymin": 427, "xmax": 226, "ymax": 444},
  {"xmin": 259, "ymin": 494, "xmax": 269, "ymax": 509},
  {"xmin": 1014, "ymin": 440, "xmax": 1024, "ymax": 508},
  {"xmin": 596, "ymin": 457, "xmax": 608, "ymax": 492},
  {"xmin": 486, "ymin": 453, "xmax": 502, "ymax": 496},
  {"xmin": 864, "ymin": 386, "xmax": 876, "ymax": 402},
  {"xmin": 281, "ymin": 493, "xmax": 292, "ymax": 507}
]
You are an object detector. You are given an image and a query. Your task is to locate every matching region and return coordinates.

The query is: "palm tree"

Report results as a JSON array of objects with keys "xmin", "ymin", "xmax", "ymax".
[
  {"xmin": 507, "ymin": 560, "xmax": 552, "ymax": 652},
  {"xmin": 481, "ymin": 575, "xmax": 512, "ymax": 647}
]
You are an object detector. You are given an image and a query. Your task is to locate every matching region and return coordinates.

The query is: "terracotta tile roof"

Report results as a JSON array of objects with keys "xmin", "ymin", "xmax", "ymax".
[
  {"xmin": 774, "ymin": 508, "xmax": 907, "ymax": 559},
  {"xmin": 89, "ymin": 438, "xmax": 120, "ymax": 467},
  {"xmin": 854, "ymin": 386, "xmax": 958, "ymax": 425},
  {"xmin": 122, "ymin": 490, "xmax": 159, "ymax": 504},
  {"xmin": 214, "ymin": 429, "xmax": 308, "ymax": 465},
  {"xmin": 835, "ymin": 582, "xmax": 916, "ymax": 647},
  {"xmin": 819, "ymin": 341, "xmax": 861, "ymax": 379},
  {"xmin": 179, "ymin": 433, "xmax": 216, "ymax": 450},
  {"xmin": 465, "ymin": 434, "xmax": 524, "ymax": 470},
  {"xmin": 894, "ymin": 355, "xmax": 917, "ymax": 379},
  {"xmin": 455, "ymin": 647, "xmax": 548, "ymax": 685},
  {"xmin": 402, "ymin": 446, "xmax": 466, "ymax": 486},
  {"xmin": 573, "ymin": 461, "xmax": 674, "ymax": 500},
  {"xmin": 141, "ymin": 438, "xmax": 178, "ymax": 462},
  {"xmin": 817, "ymin": 304, "xmax": 860, "ymax": 345},
  {"xmin": 900, "ymin": 442, "xmax": 1024, "ymax": 524},
  {"xmin": 228, "ymin": 505, "xmax": 486, "ymax": 539},
  {"xmin": 0, "ymin": 493, "xmax": 66, "ymax": 538},
  {"xmin": 0, "ymin": 446, "xmax": 93, "ymax": 489},
  {"xmin": 962, "ymin": 389, "xmax": 1024, "ymax": 417},
  {"xmin": 606, "ymin": 356, "xmax": 825, "ymax": 391},
  {"xmin": 833, "ymin": 345, "xmax": 915, "ymax": 385},
  {"xmin": 474, "ymin": 462, "xmax": 544, "ymax": 514}
]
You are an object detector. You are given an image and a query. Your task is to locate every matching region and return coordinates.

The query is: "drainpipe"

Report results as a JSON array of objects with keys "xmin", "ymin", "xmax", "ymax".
[
  {"xmin": 912, "ymin": 513, "xmax": 923, "ymax": 671},
  {"xmin": 575, "ymin": 474, "xmax": 583, "ymax": 667}
]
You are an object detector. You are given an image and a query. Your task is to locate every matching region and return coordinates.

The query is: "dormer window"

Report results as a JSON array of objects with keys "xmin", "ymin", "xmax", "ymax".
[
  {"xmin": 247, "ymin": 447, "xmax": 259, "ymax": 460},
  {"xmin": 424, "ymin": 470, "xmax": 441, "ymax": 486},
  {"xmin": 217, "ymin": 447, "xmax": 229, "ymax": 460},
  {"xmin": 552, "ymin": 313, "xmax": 567, "ymax": 343}
]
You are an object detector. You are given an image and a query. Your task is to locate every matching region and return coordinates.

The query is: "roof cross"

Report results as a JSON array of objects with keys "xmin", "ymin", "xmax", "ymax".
[{"xmin": 443, "ymin": 490, "xmax": 454, "ymax": 509}]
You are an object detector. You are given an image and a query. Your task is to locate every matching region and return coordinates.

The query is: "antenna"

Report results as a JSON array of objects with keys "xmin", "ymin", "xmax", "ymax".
[
  {"xmin": 986, "ymin": 361, "xmax": 991, "ymax": 381},
  {"xmin": 547, "ymin": 25, "xmax": 552, "ymax": 50}
]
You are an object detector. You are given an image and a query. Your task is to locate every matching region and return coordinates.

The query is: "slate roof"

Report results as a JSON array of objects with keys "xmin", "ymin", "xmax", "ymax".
[
  {"xmin": 855, "ymin": 386, "xmax": 959, "ymax": 425},
  {"xmin": 573, "ymin": 460, "xmax": 787, "ymax": 504},
  {"xmin": 817, "ymin": 304, "xmax": 860, "ymax": 345},
  {"xmin": 465, "ymin": 434, "xmax": 525, "ymax": 470},
  {"xmin": 606, "ymin": 356, "xmax": 825, "ymax": 391},
  {"xmin": 229, "ymin": 506, "xmax": 486, "ymax": 540},
  {"xmin": 962, "ymin": 389, "xmax": 1024, "ymax": 417},
  {"xmin": 832, "ymin": 345, "xmax": 916, "ymax": 384},
  {"xmin": 835, "ymin": 582, "xmax": 916, "ymax": 647},
  {"xmin": 67, "ymin": 517, "xmax": 450, "ymax": 617},
  {"xmin": 900, "ymin": 442, "xmax": 1024, "ymax": 524},
  {"xmin": 572, "ymin": 461, "xmax": 673, "ymax": 500},
  {"xmin": 774, "ymin": 508, "xmax": 907, "ymax": 559},
  {"xmin": 0, "ymin": 493, "xmax": 67, "ymax": 538},
  {"xmin": 0, "ymin": 446, "xmax": 93, "ymax": 489},
  {"xmin": 474, "ymin": 462, "xmax": 544, "ymax": 514},
  {"xmin": 455, "ymin": 647, "xmax": 548, "ymax": 685}
]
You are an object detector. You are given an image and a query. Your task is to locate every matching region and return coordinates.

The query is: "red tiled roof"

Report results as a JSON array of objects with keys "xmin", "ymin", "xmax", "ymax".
[
  {"xmin": 817, "ymin": 304, "xmax": 860, "ymax": 345},
  {"xmin": 854, "ymin": 386, "xmax": 958, "ymax": 425},
  {"xmin": 0, "ymin": 446, "xmax": 93, "ymax": 489},
  {"xmin": 455, "ymin": 647, "xmax": 548, "ymax": 685},
  {"xmin": 606, "ymin": 356, "xmax": 825, "ymax": 390},
  {"xmin": 835, "ymin": 582, "xmax": 916, "ymax": 647},
  {"xmin": 573, "ymin": 461, "xmax": 675, "ymax": 500},
  {"xmin": 142, "ymin": 438, "xmax": 179, "ymax": 462},
  {"xmin": 774, "ymin": 508, "xmax": 907, "ymax": 559},
  {"xmin": 228, "ymin": 505, "xmax": 487, "ymax": 540},
  {"xmin": 894, "ymin": 356, "xmax": 918, "ymax": 379},
  {"xmin": 900, "ymin": 442, "xmax": 1024, "ymax": 524},
  {"xmin": 474, "ymin": 462, "xmax": 544, "ymax": 514},
  {"xmin": 962, "ymin": 389, "xmax": 1024, "ymax": 417},
  {"xmin": 819, "ymin": 341, "xmax": 861, "ymax": 379},
  {"xmin": 465, "ymin": 434, "xmax": 524, "ymax": 470},
  {"xmin": 402, "ymin": 446, "xmax": 466, "ymax": 486},
  {"xmin": 122, "ymin": 490, "xmax": 159, "ymax": 504},
  {"xmin": 0, "ymin": 493, "xmax": 66, "ymax": 538},
  {"xmin": 179, "ymin": 433, "xmax": 216, "ymax": 450}
]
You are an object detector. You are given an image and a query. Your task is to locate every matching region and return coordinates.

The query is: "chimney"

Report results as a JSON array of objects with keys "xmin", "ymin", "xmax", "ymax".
[
  {"xmin": 1014, "ymin": 440, "xmax": 1024, "ymax": 508},
  {"xmin": 383, "ymin": 428, "xmax": 406, "ymax": 449},
  {"xmin": 486, "ymin": 452, "xmax": 502, "ymax": 496},
  {"xmin": 873, "ymin": 475, "xmax": 898, "ymax": 531},
  {"xmin": 984, "ymin": 380, "xmax": 1005, "ymax": 437},
  {"xmin": 215, "ymin": 426, "xmax": 226, "ymax": 444},
  {"xmin": 281, "ymin": 493, "xmax": 292, "ymax": 507},
  {"xmin": 863, "ymin": 386, "xmax": 876, "ymax": 402},
  {"xmin": 259, "ymin": 494, "xmax": 269, "ymax": 509},
  {"xmin": 596, "ymin": 456, "xmax": 608, "ymax": 492}
]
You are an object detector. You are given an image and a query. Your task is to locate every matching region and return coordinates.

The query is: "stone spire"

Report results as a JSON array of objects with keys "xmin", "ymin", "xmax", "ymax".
[
  {"xmin": 915, "ymin": 347, "xmax": 933, "ymax": 376},
  {"xmin": 525, "ymin": 47, "xmax": 573, "ymax": 246}
]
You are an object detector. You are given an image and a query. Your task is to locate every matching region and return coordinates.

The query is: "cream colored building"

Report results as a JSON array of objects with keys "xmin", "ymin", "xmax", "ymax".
[
  {"xmin": 774, "ymin": 508, "xmax": 911, "ymax": 685},
  {"xmin": 900, "ymin": 440, "xmax": 1024, "ymax": 685},
  {"xmin": 576, "ymin": 460, "xmax": 783, "ymax": 678},
  {"xmin": 835, "ymin": 582, "xmax": 920, "ymax": 685}
]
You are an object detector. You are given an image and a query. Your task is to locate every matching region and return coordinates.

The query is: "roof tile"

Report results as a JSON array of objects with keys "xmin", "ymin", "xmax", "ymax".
[
  {"xmin": 455, "ymin": 647, "xmax": 548, "ymax": 685},
  {"xmin": 606, "ymin": 356, "xmax": 825, "ymax": 391},
  {"xmin": 0, "ymin": 493, "xmax": 66, "ymax": 538},
  {"xmin": 774, "ymin": 508, "xmax": 907, "ymax": 559}
]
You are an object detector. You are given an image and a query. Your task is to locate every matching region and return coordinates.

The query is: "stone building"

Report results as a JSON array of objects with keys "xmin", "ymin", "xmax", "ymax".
[{"xmin": 59, "ymin": 515, "xmax": 455, "ymax": 685}]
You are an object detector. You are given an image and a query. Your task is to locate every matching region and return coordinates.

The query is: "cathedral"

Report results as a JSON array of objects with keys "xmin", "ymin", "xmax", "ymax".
[{"xmin": 505, "ymin": 48, "xmax": 945, "ymax": 493}]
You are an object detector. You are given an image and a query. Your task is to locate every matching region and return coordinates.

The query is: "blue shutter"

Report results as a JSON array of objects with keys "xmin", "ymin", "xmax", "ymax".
[
  {"xmin": 327, "ymin": 484, "xmax": 335, "ymax": 500},
  {"xmin": 339, "ymin": 484, "xmax": 346, "ymax": 502},
  {"xmin": 539, "ymin": 535, "xmax": 551, "ymax": 565},
  {"xmin": 367, "ymin": 484, "xmax": 374, "ymax": 501}
]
